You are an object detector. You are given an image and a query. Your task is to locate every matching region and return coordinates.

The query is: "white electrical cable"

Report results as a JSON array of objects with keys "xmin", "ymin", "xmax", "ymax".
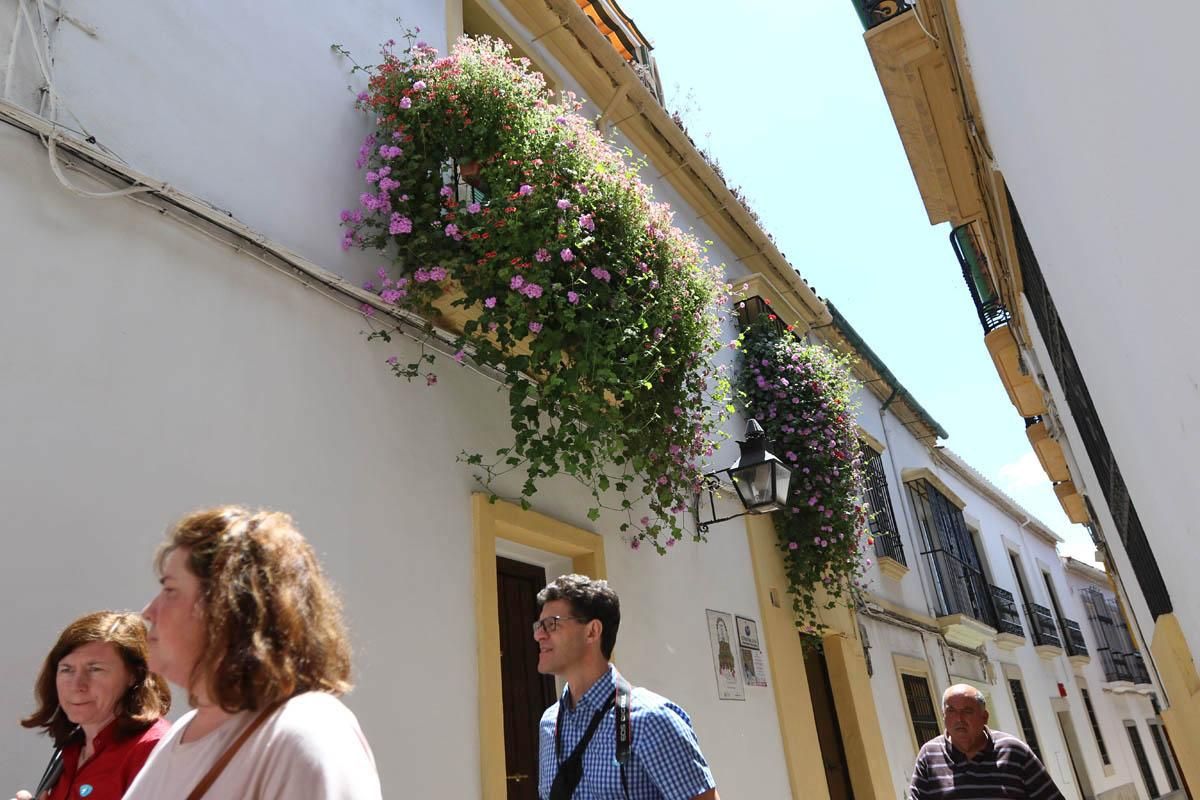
[
  {"xmin": 15, "ymin": 0, "xmax": 102, "ymax": 148},
  {"xmin": 45, "ymin": 130, "xmax": 152, "ymax": 198},
  {"xmin": 911, "ymin": 0, "xmax": 940, "ymax": 45},
  {"xmin": 39, "ymin": 124, "xmax": 511, "ymax": 390},
  {"xmin": 41, "ymin": 0, "xmax": 97, "ymax": 37}
]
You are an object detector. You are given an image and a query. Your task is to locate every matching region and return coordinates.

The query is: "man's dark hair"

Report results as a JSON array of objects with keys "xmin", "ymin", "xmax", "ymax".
[{"xmin": 537, "ymin": 574, "xmax": 620, "ymax": 659}]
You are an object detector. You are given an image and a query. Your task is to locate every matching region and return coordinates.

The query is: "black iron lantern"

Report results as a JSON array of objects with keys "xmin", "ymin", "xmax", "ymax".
[
  {"xmin": 727, "ymin": 419, "xmax": 792, "ymax": 513},
  {"xmin": 694, "ymin": 419, "xmax": 792, "ymax": 532}
]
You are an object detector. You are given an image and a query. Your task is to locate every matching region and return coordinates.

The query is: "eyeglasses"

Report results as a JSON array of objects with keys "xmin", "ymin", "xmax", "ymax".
[{"xmin": 532, "ymin": 616, "xmax": 589, "ymax": 637}]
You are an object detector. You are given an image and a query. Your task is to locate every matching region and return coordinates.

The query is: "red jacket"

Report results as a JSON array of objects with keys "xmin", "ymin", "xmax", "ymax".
[{"xmin": 47, "ymin": 718, "xmax": 170, "ymax": 800}]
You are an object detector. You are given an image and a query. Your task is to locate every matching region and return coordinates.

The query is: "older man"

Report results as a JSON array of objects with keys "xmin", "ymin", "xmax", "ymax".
[{"xmin": 910, "ymin": 683, "xmax": 1065, "ymax": 800}]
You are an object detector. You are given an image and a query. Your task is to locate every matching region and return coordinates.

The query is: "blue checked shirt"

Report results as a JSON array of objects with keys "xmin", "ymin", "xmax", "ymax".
[{"xmin": 538, "ymin": 665, "xmax": 716, "ymax": 800}]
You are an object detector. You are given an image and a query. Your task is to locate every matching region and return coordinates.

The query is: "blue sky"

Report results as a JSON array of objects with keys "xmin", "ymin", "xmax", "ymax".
[{"xmin": 617, "ymin": 0, "xmax": 1096, "ymax": 563}]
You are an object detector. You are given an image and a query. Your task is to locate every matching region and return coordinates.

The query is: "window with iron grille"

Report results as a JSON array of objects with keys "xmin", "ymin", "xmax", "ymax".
[
  {"xmin": 1080, "ymin": 688, "xmax": 1110, "ymax": 766},
  {"xmin": 1080, "ymin": 586, "xmax": 1138, "ymax": 682},
  {"xmin": 908, "ymin": 478, "xmax": 997, "ymax": 628},
  {"xmin": 902, "ymin": 673, "xmax": 942, "ymax": 748},
  {"xmin": 1009, "ymin": 193, "xmax": 1171, "ymax": 620},
  {"xmin": 1008, "ymin": 678, "xmax": 1043, "ymax": 761},
  {"xmin": 862, "ymin": 447, "xmax": 904, "ymax": 565},
  {"xmin": 1125, "ymin": 722, "xmax": 1160, "ymax": 798},
  {"xmin": 1147, "ymin": 721, "xmax": 1180, "ymax": 793}
]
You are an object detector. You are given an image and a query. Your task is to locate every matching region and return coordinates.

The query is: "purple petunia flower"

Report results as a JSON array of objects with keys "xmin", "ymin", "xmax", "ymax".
[
  {"xmin": 399, "ymin": 97, "xmax": 412, "ymax": 109},
  {"xmin": 567, "ymin": 291, "xmax": 580, "ymax": 305},
  {"xmin": 528, "ymin": 321, "xmax": 543, "ymax": 334},
  {"xmin": 484, "ymin": 296, "xmax": 497, "ymax": 309},
  {"xmin": 560, "ymin": 248, "xmax": 574, "ymax": 262},
  {"xmin": 413, "ymin": 80, "xmax": 427, "ymax": 91},
  {"xmin": 389, "ymin": 214, "xmax": 412, "ymax": 235},
  {"xmin": 510, "ymin": 275, "xmax": 525, "ymax": 290},
  {"xmin": 578, "ymin": 213, "xmax": 595, "ymax": 232},
  {"xmin": 556, "ymin": 198, "xmax": 571, "ymax": 210},
  {"xmin": 518, "ymin": 184, "xmax": 533, "ymax": 196}
]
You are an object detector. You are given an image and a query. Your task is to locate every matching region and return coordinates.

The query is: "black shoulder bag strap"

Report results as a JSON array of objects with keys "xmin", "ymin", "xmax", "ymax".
[{"xmin": 550, "ymin": 695, "xmax": 615, "ymax": 800}]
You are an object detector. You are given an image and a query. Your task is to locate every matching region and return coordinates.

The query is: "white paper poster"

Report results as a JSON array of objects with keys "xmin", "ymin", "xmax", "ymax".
[
  {"xmin": 741, "ymin": 647, "xmax": 768, "ymax": 687},
  {"xmin": 706, "ymin": 609, "xmax": 745, "ymax": 700}
]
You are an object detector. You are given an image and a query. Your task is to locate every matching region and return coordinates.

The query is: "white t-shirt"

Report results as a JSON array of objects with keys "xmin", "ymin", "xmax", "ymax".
[{"xmin": 122, "ymin": 692, "xmax": 381, "ymax": 800}]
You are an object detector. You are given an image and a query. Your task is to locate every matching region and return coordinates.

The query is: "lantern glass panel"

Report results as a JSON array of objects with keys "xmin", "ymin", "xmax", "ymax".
[
  {"xmin": 772, "ymin": 463, "xmax": 792, "ymax": 507},
  {"xmin": 732, "ymin": 461, "xmax": 779, "ymax": 511}
]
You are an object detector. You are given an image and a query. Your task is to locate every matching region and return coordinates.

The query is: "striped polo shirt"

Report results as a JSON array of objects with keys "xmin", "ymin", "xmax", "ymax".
[{"xmin": 910, "ymin": 729, "xmax": 1065, "ymax": 800}]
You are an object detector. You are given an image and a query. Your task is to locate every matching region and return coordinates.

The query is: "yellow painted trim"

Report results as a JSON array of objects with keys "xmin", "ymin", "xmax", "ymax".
[
  {"xmin": 894, "ymin": 653, "xmax": 938, "ymax": 759},
  {"xmin": 473, "ymin": 494, "xmax": 607, "ymax": 800},
  {"xmin": 446, "ymin": 0, "xmax": 464, "ymax": 52},
  {"xmin": 1053, "ymin": 480, "xmax": 1089, "ymax": 524},
  {"xmin": 824, "ymin": 630, "xmax": 895, "ymax": 800},
  {"xmin": 461, "ymin": 0, "xmax": 563, "ymax": 94},
  {"xmin": 984, "ymin": 325, "xmax": 1048, "ymax": 418},
  {"xmin": 1151, "ymin": 613, "xmax": 1200, "ymax": 793},
  {"xmin": 1026, "ymin": 420, "xmax": 1071, "ymax": 483},
  {"xmin": 901, "ymin": 466, "xmax": 967, "ymax": 510},
  {"xmin": 857, "ymin": 426, "xmax": 886, "ymax": 455},
  {"xmin": 743, "ymin": 513, "xmax": 831, "ymax": 800}
]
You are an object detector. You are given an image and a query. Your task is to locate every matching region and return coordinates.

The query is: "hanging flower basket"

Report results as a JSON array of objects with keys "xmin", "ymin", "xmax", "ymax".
[
  {"xmin": 334, "ymin": 31, "xmax": 732, "ymax": 547},
  {"xmin": 737, "ymin": 312, "xmax": 871, "ymax": 637}
]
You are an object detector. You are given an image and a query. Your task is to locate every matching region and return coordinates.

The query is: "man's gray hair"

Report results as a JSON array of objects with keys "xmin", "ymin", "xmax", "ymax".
[{"xmin": 942, "ymin": 684, "xmax": 986, "ymax": 710}]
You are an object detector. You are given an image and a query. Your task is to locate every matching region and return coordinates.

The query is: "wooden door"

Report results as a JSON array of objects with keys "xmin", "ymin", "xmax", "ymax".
[
  {"xmin": 805, "ymin": 645, "xmax": 855, "ymax": 800},
  {"xmin": 497, "ymin": 556, "xmax": 558, "ymax": 800}
]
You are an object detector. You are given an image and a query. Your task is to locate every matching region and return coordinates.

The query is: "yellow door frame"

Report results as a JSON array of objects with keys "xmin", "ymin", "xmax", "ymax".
[{"xmin": 472, "ymin": 493, "xmax": 607, "ymax": 800}]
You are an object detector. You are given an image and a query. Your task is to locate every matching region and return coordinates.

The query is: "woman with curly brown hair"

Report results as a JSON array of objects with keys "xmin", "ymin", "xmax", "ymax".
[
  {"xmin": 122, "ymin": 506, "xmax": 381, "ymax": 800},
  {"xmin": 12, "ymin": 611, "xmax": 171, "ymax": 800}
]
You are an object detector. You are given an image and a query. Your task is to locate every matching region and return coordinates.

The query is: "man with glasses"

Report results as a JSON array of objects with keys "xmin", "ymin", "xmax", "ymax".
[{"xmin": 534, "ymin": 574, "xmax": 718, "ymax": 800}]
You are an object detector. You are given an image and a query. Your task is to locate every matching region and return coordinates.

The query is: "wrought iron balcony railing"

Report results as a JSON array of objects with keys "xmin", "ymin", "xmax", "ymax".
[
  {"xmin": 1063, "ymin": 618, "xmax": 1089, "ymax": 657},
  {"xmin": 1025, "ymin": 603, "xmax": 1063, "ymax": 648},
  {"xmin": 1131, "ymin": 652, "xmax": 1152, "ymax": 685},
  {"xmin": 1102, "ymin": 649, "xmax": 1134, "ymax": 683},
  {"xmin": 951, "ymin": 224, "xmax": 1012, "ymax": 334},
  {"xmin": 851, "ymin": 0, "xmax": 914, "ymax": 31},
  {"xmin": 873, "ymin": 531, "xmax": 906, "ymax": 565},
  {"xmin": 736, "ymin": 296, "xmax": 790, "ymax": 338},
  {"xmin": 923, "ymin": 549, "xmax": 999, "ymax": 629},
  {"xmin": 990, "ymin": 585, "xmax": 1024, "ymax": 637}
]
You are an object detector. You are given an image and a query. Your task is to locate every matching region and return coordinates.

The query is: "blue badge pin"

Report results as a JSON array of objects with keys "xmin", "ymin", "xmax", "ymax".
[{"xmin": 79, "ymin": 786, "xmax": 93, "ymax": 797}]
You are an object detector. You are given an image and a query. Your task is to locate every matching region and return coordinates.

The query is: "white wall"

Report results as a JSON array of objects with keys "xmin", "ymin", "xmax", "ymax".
[
  {"xmin": 0, "ymin": 116, "xmax": 794, "ymax": 793},
  {"xmin": 0, "ymin": 0, "xmax": 799, "ymax": 793},
  {"xmin": 954, "ymin": 0, "xmax": 1200, "ymax": 665}
]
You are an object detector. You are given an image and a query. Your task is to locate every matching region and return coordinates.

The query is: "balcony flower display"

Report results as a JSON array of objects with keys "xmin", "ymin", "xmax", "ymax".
[
  {"xmin": 335, "ymin": 32, "xmax": 731, "ymax": 548},
  {"xmin": 738, "ymin": 312, "xmax": 871, "ymax": 634}
]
